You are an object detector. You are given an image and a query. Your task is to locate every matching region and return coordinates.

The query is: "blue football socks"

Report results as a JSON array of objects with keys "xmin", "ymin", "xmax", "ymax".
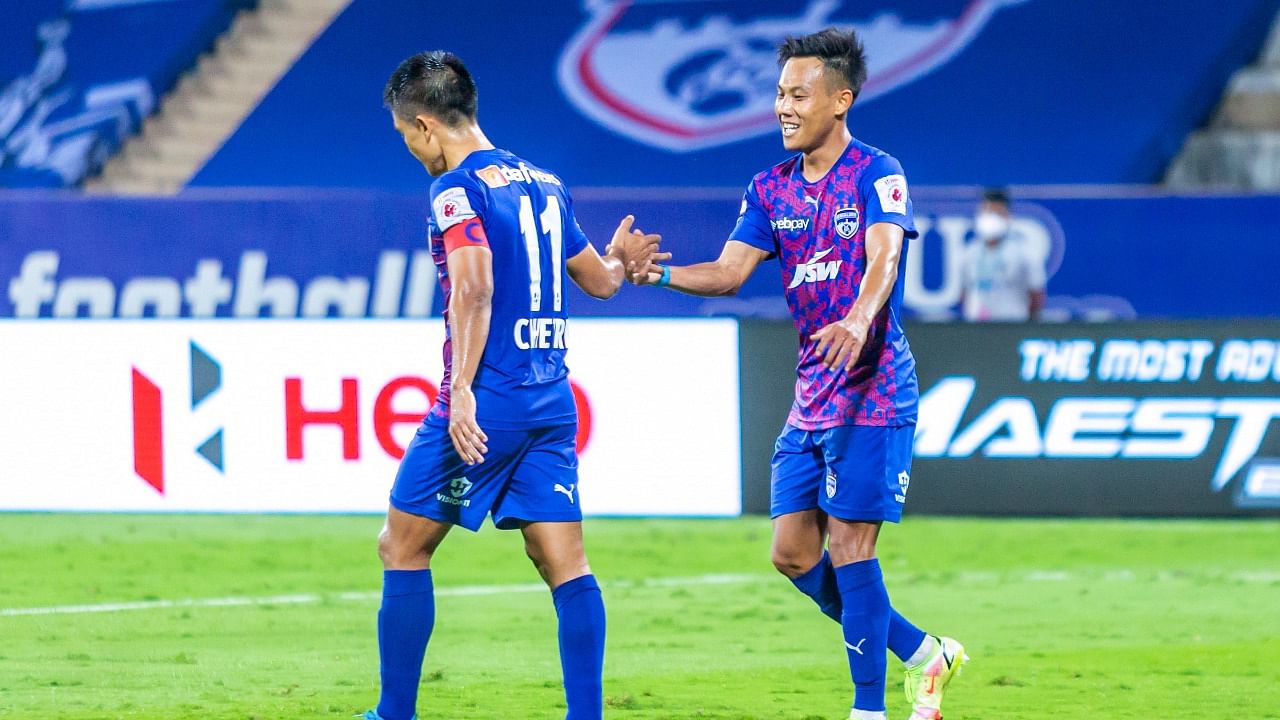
[
  {"xmin": 790, "ymin": 550, "xmax": 844, "ymax": 621},
  {"xmin": 887, "ymin": 607, "xmax": 928, "ymax": 664},
  {"xmin": 835, "ymin": 559, "xmax": 890, "ymax": 713},
  {"xmin": 376, "ymin": 569, "xmax": 435, "ymax": 720},
  {"xmin": 551, "ymin": 574, "xmax": 606, "ymax": 720},
  {"xmin": 792, "ymin": 552, "xmax": 928, "ymax": 663}
]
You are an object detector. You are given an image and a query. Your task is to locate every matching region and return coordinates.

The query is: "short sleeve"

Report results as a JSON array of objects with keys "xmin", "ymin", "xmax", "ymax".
[
  {"xmin": 727, "ymin": 179, "xmax": 776, "ymax": 257},
  {"xmin": 860, "ymin": 154, "xmax": 917, "ymax": 239},
  {"xmin": 429, "ymin": 171, "xmax": 488, "ymax": 233},
  {"xmin": 561, "ymin": 189, "xmax": 590, "ymax": 258}
]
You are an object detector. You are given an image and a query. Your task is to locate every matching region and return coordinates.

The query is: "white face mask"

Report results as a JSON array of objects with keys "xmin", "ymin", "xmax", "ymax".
[{"xmin": 974, "ymin": 210, "xmax": 1010, "ymax": 240}]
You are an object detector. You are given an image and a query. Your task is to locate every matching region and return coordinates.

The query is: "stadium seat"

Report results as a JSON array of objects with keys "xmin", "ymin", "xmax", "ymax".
[{"xmin": 0, "ymin": 0, "xmax": 253, "ymax": 187}]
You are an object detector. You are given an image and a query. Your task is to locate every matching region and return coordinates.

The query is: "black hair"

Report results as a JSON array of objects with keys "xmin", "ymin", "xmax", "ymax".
[
  {"xmin": 777, "ymin": 28, "xmax": 867, "ymax": 97},
  {"xmin": 982, "ymin": 187, "xmax": 1011, "ymax": 206},
  {"xmin": 383, "ymin": 51, "xmax": 477, "ymax": 126}
]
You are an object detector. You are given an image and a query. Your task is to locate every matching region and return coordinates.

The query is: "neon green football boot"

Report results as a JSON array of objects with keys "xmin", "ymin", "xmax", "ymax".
[{"xmin": 903, "ymin": 635, "xmax": 968, "ymax": 720}]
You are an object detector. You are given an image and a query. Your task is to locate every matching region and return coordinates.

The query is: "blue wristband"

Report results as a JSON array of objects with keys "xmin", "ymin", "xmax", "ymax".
[{"xmin": 656, "ymin": 265, "xmax": 671, "ymax": 288}]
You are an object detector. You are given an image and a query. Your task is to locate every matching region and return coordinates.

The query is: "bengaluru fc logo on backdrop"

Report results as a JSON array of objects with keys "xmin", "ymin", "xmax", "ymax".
[{"xmin": 558, "ymin": 0, "xmax": 1026, "ymax": 152}]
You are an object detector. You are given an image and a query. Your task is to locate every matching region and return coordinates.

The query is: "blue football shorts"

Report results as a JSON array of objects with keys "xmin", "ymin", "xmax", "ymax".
[
  {"xmin": 389, "ymin": 418, "xmax": 581, "ymax": 531},
  {"xmin": 770, "ymin": 423, "xmax": 916, "ymax": 523}
]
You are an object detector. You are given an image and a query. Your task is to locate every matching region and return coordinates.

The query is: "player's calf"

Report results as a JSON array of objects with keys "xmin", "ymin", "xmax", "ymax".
[
  {"xmin": 785, "ymin": 549, "xmax": 843, "ymax": 622},
  {"xmin": 771, "ymin": 510, "xmax": 843, "ymax": 618},
  {"xmin": 368, "ymin": 509, "xmax": 451, "ymax": 720},
  {"xmin": 552, "ymin": 574, "xmax": 606, "ymax": 720},
  {"xmin": 522, "ymin": 521, "xmax": 606, "ymax": 720}
]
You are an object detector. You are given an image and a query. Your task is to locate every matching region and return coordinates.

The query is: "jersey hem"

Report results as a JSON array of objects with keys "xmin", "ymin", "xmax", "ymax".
[
  {"xmin": 424, "ymin": 411, "xmax": 578, "ymax": 431},
  {"xmin": 785, "ymin": 416, "xmax": 918, "ymax": 431}
]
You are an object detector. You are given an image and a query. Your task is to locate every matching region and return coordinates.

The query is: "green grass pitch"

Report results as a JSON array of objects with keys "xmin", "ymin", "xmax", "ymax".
[{"xmin": 1, "ymin": 514, "xmax": 1277, "ymax": 719}]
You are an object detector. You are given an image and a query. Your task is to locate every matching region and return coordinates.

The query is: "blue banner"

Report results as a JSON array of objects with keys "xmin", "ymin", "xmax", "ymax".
[
  {"xmin": 0, "ymin": 191, "xmax": 431, "ymax": 319},
  {"xmin": 187, "ymin": 0, "xmax": 1278, "ymax": 188},
  {"xmin": 1, "ymin": 189, "xmax": 1277, "ymax": 320}
]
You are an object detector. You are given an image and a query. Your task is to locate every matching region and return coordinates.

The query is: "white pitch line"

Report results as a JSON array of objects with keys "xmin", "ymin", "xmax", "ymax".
[
  {"xmin": 0, "ymin": 594, "xmax": 325, "ymax": 617},
  {"xmin": 1024, "ymin": 571, "xmax": 1071, "ymax": 582},
  {"xmin": 0, "ymin": 574, "xmax": 768, "ymax": 618},
  {"xmin": 1232, "ymin": 571, "xmax": 1280, "ymax": 583},
  {"xmin": 4, "ymin": 568, "xmax": 1276, "ymax": 619}
]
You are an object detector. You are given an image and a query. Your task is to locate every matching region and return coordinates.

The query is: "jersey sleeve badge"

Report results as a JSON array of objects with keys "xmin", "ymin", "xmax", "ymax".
[
  {"xmin": 873, "ymin": 174, "xmax": 909, "ymax": 215},
  {"xmin": 432, "ymin": 186, "xmax": 478, "ymax": 232}
]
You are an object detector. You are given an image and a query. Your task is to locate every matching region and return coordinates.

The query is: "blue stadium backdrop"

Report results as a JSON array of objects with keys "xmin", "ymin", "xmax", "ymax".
[
  {"xmin": 2, "ymin": 189, "xmax": 1276, "ymax": 321},
  {"xmin": 185, "ymin": 0, "xmax": 1279, "ymax": 188}
]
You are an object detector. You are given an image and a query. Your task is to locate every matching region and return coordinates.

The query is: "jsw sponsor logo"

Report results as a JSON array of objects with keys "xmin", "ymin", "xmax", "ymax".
[
  {"xmin": 915, "ymin": 376, "xmax": 1280, "ymax": 491},
  {"xmin": 788, "ymin": 248, "xmax": 841, "ymax": 289}
]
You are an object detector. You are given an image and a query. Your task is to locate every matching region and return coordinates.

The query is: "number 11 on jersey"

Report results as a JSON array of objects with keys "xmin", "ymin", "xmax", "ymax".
[{"xmin": 517, "ymin": 195, "xmax": 563, "ymax": 313}]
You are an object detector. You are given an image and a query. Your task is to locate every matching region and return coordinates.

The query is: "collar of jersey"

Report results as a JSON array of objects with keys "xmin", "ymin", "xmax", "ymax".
[
  {"xmin": 457, "ymin": 147, "xmax": 505, "ymax": 168},
  {"xmin": 793, "ymin": 138, "xmax": 856, "ymax": 187}
]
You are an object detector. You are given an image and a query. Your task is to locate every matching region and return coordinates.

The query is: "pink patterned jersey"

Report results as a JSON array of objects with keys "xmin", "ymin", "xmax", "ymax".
[{"xmin": 729, "ymin": 137, "xmax": 919, "ymax": 429}]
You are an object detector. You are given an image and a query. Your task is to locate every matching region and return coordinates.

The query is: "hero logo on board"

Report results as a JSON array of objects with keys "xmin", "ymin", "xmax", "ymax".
[
  {"xmin": 559, "ymin": 0, "xmax": 1026, "ymax": 151},
  {"xmin": 130, "ymin": 343, "xmax": 596, "ymax": 495},
  {"xmin": 131, "ymin": 341, "xmax": 225, "ymax": 495}
]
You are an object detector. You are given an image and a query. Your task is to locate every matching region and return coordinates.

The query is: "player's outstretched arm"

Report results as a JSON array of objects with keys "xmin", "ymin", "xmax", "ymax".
[
  {"xmin": 635, "ymin": 240, "xmax": 768, "ymax": 297},
  {"xmin": 446, "ymin": 245, "xmax": 493, "ymax": 465},
  {"xmin": 812, "ymin": 222, "xmax": 904, "ymax": 370},
  {"xmin": 567, "ymin": 215, "xmax": 664, "ymax": 300}
]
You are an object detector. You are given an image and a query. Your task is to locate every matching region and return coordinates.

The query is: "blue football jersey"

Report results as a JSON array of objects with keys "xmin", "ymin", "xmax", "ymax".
[
  {"xmin": 425, "ymin": 148, "xmax": 589, "ymax": 430},
  {"xmin": 729, "ymin": 137, "xmax": 920, "ymax": 429}
]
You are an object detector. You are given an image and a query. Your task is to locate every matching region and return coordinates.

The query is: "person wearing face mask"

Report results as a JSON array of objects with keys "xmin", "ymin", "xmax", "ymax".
[{"xmin": 960, "ymin": 188, "xmax": 1046, "ymax": 322}]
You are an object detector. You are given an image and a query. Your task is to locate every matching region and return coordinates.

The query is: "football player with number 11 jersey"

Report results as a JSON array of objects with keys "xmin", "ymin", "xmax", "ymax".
[{"xmin": 365, "ymin": 51, "xmax": 662, "ymax": 720}]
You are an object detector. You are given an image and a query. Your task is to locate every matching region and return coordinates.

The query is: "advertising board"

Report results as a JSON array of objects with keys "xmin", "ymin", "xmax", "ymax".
[{"xmin": 0, "ymin": 319, "xmax": 743, "ymax": 515}]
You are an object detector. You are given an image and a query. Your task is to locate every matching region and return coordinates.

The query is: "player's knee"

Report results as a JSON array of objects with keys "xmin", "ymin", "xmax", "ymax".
[
  {"xmin": 827, "ymin": 535, "xmax": 876, "ymax": 565},
  {"xmin": 377, "ymin": 527, "xmax": 431, "ymax": 569},
  {"xmin": 544, "ymin": 559, "xmax": 591, "ymax": 589},
  {"xmin": 526, "ymin": 550, "xmax": 585, "ymax": 583},
  {"xmin": 376, "ymin": 527, "xmax": 396, "ymax": 566},
  {"xmin": 523, "ymin": 542, "xmax": 554, "ymax": 582},
  {"xmin": 524, "ymin": 542, "xmax": 589, "ymax": 587},
  {"xmin": 771, "ymin": 545, "xmax": 816, "ymax": 578},
  {"xmin": 523, "ymin": 540, "xmax": 545, "ymax": 569}
]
